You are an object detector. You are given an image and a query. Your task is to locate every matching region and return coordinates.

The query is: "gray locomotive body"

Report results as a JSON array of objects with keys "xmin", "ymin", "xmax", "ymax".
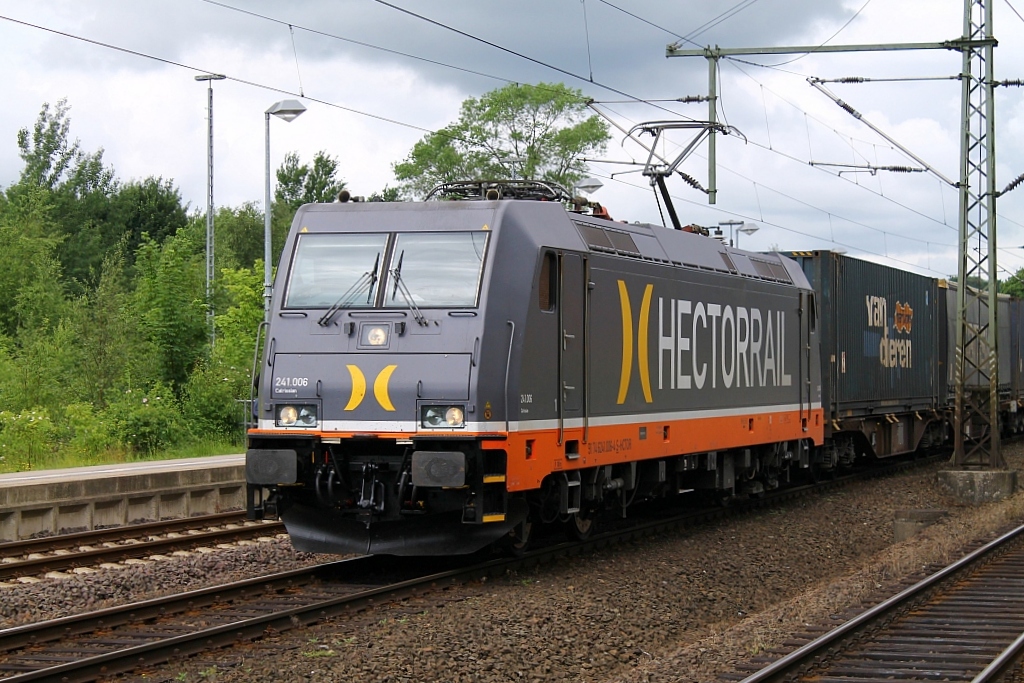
[{"xmin": 246, "ymin": 196, "xmax": 825, "ymax": 555}]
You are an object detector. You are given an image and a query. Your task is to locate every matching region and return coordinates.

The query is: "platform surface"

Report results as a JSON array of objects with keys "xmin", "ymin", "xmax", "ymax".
[{"xmin": 0, "ymin": 454, "xmax": 245, "ymax": 488}]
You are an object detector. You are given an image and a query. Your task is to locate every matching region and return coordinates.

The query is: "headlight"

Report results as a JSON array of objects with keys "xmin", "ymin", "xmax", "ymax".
[
  {"xmin": 276, "ymin": 404, "xmax": 318, "ymax": 427},
  {"xmin": 421, "ymin": 405, "xmax": 466, "ymax": 429},
  {"xmin": 361, "ymin": 325, "xmax": 389, "ymax": 346},
  {"xmin": 444, "ymin": 406, "xmax": 464, "ymax": 427}
]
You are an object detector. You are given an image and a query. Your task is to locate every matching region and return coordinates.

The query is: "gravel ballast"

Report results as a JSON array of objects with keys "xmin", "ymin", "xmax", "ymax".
[{"xmin": 3, "ymin": 449, "xmax": 1023, "ymax": 683}]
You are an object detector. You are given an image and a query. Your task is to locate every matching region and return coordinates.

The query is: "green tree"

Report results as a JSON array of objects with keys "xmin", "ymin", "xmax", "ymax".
[
  {"xmin": 16, "ymin": 98, "xmax": 84, "ymax": 191},
  {"xmin": 65, "ymin": 249, "xmax": 151, "ymax": 408},
  {"xmin": 12, "ymin": 100, "xmax": 189, "ymax": 288},
  {"xmin": 214, "ymin": 202, "xmax": 264, "ymax": 270},
  {"xmin": 393, "ymin": 82, "xmax": 610, "ymax": 198},
  {"xmin": 275, "ymin": 150, "xmax": 346, "ymax": 209},
  {"xmin": 368, "ymin": 185, "xmax": 401, "ymax": 202},
  {"xmin": 56, "ymin": 176, "xmax": 187, "ymax": 287},
  {"xmin": 182, "ymin": 263, "xmax": 264, "ymax": 439},
  {"xmin": 133, "ymin": 229, "xmax": 207, "ymax": 392},
  {"xmin": 110, "ymin": 177, "xmax": 189, "ymax": 257},
  {"xmin": 1001, "ymin": 269, "xmax": 1024, "ymax": 298}
]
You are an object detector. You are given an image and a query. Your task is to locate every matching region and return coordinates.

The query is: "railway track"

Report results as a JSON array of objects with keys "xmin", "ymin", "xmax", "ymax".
[
  {"xmin": 0, "ymin": 554, "xmax": 481, "ymax": 682},
  {"xmin": 732, "ymin": 520, "xmax": 1024, "ymax": 683},
  {"xmin": 0, "ymin": 513, "xmax": 284, "ymax": 582},
  {"xmin": 0, "ymin": 452, "xmax": 949, "ymax": 682}
]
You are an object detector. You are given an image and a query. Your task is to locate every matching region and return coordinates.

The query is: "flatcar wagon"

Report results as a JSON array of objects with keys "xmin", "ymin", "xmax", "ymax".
[{"xmin": 246, "ymin": 181, "xmax": 823, "ymax": 556}]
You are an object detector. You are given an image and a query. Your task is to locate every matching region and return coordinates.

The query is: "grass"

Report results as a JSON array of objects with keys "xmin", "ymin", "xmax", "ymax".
[{"xmin": 0, "ymin": 438, "xmax": 243, "ymax": 475}]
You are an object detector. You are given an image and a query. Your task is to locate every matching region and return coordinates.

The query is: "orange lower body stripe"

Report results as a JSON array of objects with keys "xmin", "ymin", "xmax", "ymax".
[{"xmin": 485, "ymin": 408, "xmax": 824, "ymax": 492}]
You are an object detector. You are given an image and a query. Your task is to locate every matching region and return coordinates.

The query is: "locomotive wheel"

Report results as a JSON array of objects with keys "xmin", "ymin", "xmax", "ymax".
[
  {"xmin": 564, "ymin": 509, "xmax": 595, "ymax": 541},
  {"xmin": 506, "ymin": 518, "xmax": 534, "ymax": 556}
]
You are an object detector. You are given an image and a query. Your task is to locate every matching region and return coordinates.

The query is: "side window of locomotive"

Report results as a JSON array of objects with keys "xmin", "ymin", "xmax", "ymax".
[
  {"xmin": 284, "ymin": 233, "xmax": 388, "ymax": 308},
  {"xmin": 383, "ymin": 232, "xmax": 489, "ymax": 308},
  {"xmin": 538, "ymin": 251, "xmax": 556, "ymax": 312},
  {"xmin": 809, "ymin": 293, "xmax": 818, "ymax": 333}
]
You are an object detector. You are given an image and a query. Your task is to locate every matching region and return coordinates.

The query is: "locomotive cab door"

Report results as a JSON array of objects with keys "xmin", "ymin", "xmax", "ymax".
[{"xmin": 559, "ymin": 253, "xmax": 586, "ymax": 443}]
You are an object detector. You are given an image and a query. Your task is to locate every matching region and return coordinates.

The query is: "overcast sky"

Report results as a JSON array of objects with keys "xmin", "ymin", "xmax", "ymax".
[{"xmin": 2, "ymin": 0, "xmax": 1024, "ymax": 279}]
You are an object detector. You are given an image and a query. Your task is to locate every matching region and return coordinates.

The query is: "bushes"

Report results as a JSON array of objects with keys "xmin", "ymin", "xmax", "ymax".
[
  {"xmin": 104, "ymin": 385, "xmax": 186, "ymax": 456},
  {"xmin": 64, "ymin": 402, "xmax": 114, "ymax": 458},
  {"xmin": 0, "ymin": 408, "xmax": 58, "ymax": 470},
  {"xmin": 181, "ymin": 362, "xmax": 250, "ymax": 441}
]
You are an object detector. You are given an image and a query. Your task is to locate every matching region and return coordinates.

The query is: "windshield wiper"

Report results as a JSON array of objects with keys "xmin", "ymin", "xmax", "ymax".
[
  {"xmin": 389, "ymin": 250, "xmax": 428, "ymax": 326},
  {"xmin": 318, "ymin": 253, "xmax": 380, "ymax": 327}
]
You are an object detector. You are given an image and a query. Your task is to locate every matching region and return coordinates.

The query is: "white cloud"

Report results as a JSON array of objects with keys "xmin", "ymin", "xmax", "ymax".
[{"xmin": 0, "ymin": 0, "xmax": 1022, "ymax": 279}]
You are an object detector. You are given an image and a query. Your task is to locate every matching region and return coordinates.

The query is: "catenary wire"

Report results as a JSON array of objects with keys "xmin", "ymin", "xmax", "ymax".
[
  {"xmin": 200, "ymin": 0, "xmax": 696, "ymax": 120},
  {"xmin": 201, "ymin": 0, "xmax": 978, "ymax": 259},
  {"xmin": 4, "ymin": 7, "xmax": 1019, "ymax": 275},
  {"xmin": 368, "ymin": 0, "xmax": 696, "ymax": 119},
  {"xmin": 757, "ymin": 0, "xmax": 875, "ymax": 67},
  {"xmin": 598, "ymin": 169, "xmax": 954, "ymax": 277},
  {"xmin": 1004, "ymin": 0, "xmax": 1024, "ymax": 25},
  {"xmin": 590, "ymin": 102, "xmax": 958, "ymax": 264},
  {"xmin": 596, "ymin": 96, "xmax": 956, "ymax": 241}
]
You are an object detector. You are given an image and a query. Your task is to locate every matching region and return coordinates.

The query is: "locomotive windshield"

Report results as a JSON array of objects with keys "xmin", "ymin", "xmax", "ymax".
[
  {"xmin": 283, "ymin": 231, "xmax": 488, "ymax": 309},
  {"xmin": 284, "ymin": 233, "xmax": 387, "ymax": 308},
  {"xmin": 384, "ymin": 232, "xmax": 488, "ymax": 308}
]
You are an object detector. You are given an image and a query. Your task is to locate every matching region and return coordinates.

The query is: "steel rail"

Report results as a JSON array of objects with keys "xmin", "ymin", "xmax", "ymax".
[
  {"xmin": 738, "ymin": 520, "xmax": 1024, "ymax": 682},
  {"xmin": 0, "ymin": 512, "xmax": 253, "ymax": 557},
  {"xmin": 0, "ymin": 514, "xmax": 283, "ymax": 581},
  {"xmin": 971, "ymin": 629, "xmax": 1024, "ymax": 682},
  {"xmin": 0, "ymin": 554, "xmax": 500, "ymax": 682}
]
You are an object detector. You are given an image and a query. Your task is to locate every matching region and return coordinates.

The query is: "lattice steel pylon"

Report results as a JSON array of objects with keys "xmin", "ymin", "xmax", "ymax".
[{"xmin": 953, "ymin": 0, "xmax": 1005, "ymax": 469}]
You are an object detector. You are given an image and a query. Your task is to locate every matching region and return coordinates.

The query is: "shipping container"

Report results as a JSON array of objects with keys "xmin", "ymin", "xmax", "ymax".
[
  {"xmin": 787, "ymin": 251, "xmax": 945, "ymax": 457},
  {"xmin": 942, "ymin": 283, "xmax": 1012, "ymax": 396}
]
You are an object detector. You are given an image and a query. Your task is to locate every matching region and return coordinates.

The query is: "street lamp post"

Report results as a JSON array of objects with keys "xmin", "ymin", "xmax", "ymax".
[
  {"xmin": 195, "ymin": 73, "xmax": 225, "ymax": 343},
  {"xmin": 717, "ymin": 220, "xmax": 759, "ymax": 248},
  {"xmin": 264, "ymin": 99, "xmax": 307, "ymax": 321},
  {"xmin": 717, "ymin": 220, "xmax": 743, "ymax": 247}
]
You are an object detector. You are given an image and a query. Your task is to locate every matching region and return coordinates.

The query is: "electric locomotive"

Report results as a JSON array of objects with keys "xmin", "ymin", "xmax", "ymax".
[{"xmin": 246, "ymin": 181, "xmax": 824, "ymax": 556}]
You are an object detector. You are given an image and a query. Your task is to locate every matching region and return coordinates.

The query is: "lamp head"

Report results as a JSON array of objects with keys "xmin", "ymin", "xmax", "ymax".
[
  {"xmin": 574, "ymin": 177, "xmax": 603, "ymax": 195},
  {"xmin": 266, "ymin": 99, "xmax": 307, "ymax": 122}
]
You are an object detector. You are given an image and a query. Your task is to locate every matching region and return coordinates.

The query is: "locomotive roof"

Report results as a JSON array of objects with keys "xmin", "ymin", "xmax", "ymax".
[
  {"xmin": 569, "ymin": 213, "xmax": 802, "ymax": 287},
  {"xmin": 290, "ymin": 199, "xmax": 808, "ymax": 290}
]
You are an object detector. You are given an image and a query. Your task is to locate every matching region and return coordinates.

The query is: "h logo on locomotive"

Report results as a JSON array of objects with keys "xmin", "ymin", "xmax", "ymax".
[{"xmin": 616, "ymin": 280, "xmax": 654, "ymax": 405}]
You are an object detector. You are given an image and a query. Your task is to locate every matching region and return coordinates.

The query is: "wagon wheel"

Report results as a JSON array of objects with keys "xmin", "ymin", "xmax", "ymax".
[{"xmin": 564, "ymin": 508, "xmax": 596, "ymax": 541}]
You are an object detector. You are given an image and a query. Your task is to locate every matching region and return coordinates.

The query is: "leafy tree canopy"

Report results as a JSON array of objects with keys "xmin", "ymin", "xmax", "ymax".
[
  {"xmin": 9, "ymin": 100, "xmax": 190, "ymax": 287},
  {"xmin": 275, "ymin": 150, "xmax": 346, "ymax": 211},
  {"xmin": 1002, "ymin": 270, "xmax": 1024, "ymax": 298},
  {"xmin": 16, "ymin": 98, "xmax": 115, "ymax": 198},
  {"xmin": 393, "ymin": 82, "xmax": 610, "ymax": 198}
]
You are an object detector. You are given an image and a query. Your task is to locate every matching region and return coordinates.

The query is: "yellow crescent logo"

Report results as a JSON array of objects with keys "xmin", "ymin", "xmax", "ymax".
[
  {"xmin": 344, "ymin": 364, "xmax": 397, "ymax": 411},
  {"xmin": 616, "ymin": 281, "xmax": 633, "ymax": 404},
  {"xmin": 344, "ymin": 365, "xmax": 366, "ymax": 410},
  {"xmin": 616, "ymin": 280, "xmax": 654, "ymax": 405},
  {"xmin": 374, "ymin": 365, "xmax": 398, "ymax": 411}
]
